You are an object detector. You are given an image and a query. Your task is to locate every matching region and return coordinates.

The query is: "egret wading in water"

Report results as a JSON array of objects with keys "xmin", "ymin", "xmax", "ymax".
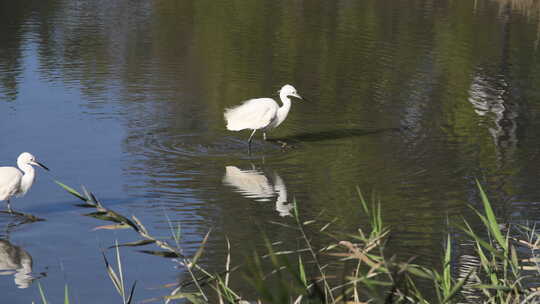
[
  {"xmin": 224, "ymin": 84, "xmax": 303, "ymax": 151},
  {"xmin": 0, "ymin": 152, "xmax": 49, "ymax": 213}
]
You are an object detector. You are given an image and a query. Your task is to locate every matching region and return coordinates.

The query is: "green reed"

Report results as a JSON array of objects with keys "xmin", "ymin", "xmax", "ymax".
[{"xmin": 51, "ymin": 180, "xmax": 539, "ymax": 303}]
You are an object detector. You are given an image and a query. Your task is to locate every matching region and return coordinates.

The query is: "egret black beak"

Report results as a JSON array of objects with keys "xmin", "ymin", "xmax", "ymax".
[
  {"xmin": 288, "ymin": 94, "xmax": 303, "ymax": 101},
  {"xmin": 32, "ymin": 161, "xmax": 50, "ymax": 171}
]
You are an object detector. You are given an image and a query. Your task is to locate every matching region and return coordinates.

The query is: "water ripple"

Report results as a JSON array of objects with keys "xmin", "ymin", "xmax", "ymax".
[{"xmin": 126, "ymin": 128, "xmax": 281, "ymax": 162}]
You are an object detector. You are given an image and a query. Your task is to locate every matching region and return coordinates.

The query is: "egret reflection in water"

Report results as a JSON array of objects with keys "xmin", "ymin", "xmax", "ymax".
[
  {"xmin": 223, "ymin": 166, "xmax": 292, "ymax": 217},
  {"xmin": 0, "ymin": 239, "xmax": 33, "ymax": 288}
]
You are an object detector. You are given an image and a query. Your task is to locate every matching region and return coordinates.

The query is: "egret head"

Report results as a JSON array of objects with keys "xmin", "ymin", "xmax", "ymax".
[
  {"xmin": 280, "ymin": 84, "xmax": 302, "ymax": 100},
  {"xmin": 17, "ymin": 152, "xmax": 49, "ymax": 171}
]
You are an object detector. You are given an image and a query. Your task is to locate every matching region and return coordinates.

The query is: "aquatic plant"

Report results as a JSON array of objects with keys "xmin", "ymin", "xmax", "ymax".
[{"xmin": 52, "ymin": 180, "xmax": 539, "ymax": 303}]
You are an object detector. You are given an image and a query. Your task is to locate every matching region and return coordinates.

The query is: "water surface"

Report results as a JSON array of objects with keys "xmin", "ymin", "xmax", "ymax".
[{"xmin": 1, "ymin": 0, "xmax": 540, "ymax": 302}]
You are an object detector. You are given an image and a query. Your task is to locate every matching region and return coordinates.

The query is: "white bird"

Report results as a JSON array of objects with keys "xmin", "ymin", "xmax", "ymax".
[
  {"xmin": 0, "ymin": 152, "xmax": 49, "ymax": 213},
  {"xmin": 224, "ymin": 84, "xmax": 303, "ymax": 149}
]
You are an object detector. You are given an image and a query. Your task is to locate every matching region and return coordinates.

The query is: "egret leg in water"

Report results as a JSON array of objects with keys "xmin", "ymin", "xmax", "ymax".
[
  {"xmin": 224, "ymin": 84, "xmax": 303, "ymax": 151},
  {"xmin": 0, "ymin": 152, "xmax": 49, "ymax": 213}
]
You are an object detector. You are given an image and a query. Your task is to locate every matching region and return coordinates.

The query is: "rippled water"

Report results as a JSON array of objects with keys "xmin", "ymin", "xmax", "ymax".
[{"xmin": 1, "ymin": 0, "xmax": 540, "ymax": 302}]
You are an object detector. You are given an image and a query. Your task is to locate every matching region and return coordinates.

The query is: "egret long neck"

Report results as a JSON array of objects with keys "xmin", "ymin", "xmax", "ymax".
[
  {"xmin": 18, "ymin": 164, "xmax": 35, "ymax": 195},
  {"xmin": 276, "ymin": 93, "xmax": 292, "ymax": 127}
]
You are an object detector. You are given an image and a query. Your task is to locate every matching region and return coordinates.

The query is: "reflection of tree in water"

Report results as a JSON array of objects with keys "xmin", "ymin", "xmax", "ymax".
[
  {"xmin": 35, "ymin": 1, "xmax": 155, "ymax": 103},
  {"xmin": 494, "ymin": 0, "xmax": 540, "ymax": 18},
  {"xmin": 468, "ymin": 73, "xmax": 518, "ymax": 156},
  {"xmin": 494, "ymin": 0, "xmax": 540, "ymax": 50},
  {"xmin": 0, "ymin": 2, "xmax": 38, "ymax": 102},
  {"xmin": 468, "ymin": 2, "xmax": 520, "ymax": 161},
  {"xmin": 461, "ymin": 4, "xmax": 518, "ymax": 301}
]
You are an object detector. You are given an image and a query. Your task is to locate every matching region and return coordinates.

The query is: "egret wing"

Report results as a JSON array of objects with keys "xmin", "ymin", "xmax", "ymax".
[
  {"xmin": 224, "ymin": 98, "xmax": 279, "ymax": 131},
  {"xmin": 0, "ymin": 167, "xmax": 22, "ymax": 201}
]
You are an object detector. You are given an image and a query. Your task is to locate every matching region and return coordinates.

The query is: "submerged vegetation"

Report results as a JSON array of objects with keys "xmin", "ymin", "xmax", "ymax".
[{"xmin": 47, "ymin": 180, "xmax": 540, "ymax": 303}]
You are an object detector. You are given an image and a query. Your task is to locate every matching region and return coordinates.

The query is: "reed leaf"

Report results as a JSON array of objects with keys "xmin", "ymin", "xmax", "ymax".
[
  {"xmin": 442, "ymin": 235, "xmax": 452, "ymax": 293},
  {"xmin": 471, "ymin": 283, "xmax": 514, "ymax": 291},
  {"xmin": 93, "ymin": 223, "xmax": 131, "ymax": 231},
  {"xmin": 405, "ymin": 265, "xmax": 436, "ymax": 280},
  {"xmin": 103, "ymin": 252, "xmax": 123, "ymax": 297},
  {"xmin": 84, "ymin": 211, "xmax": 118, "ymax": 221},
  {"xmin": 298, "ymin": 255, "xmax": 307, "ymax": 288},
  {"xmin": 164, "ymin": 292, "xmax": 205, "ymax": 303},
  {"xmin": 131, "ymin": 215, "xmax": 148, "ymax": 236},
  {"xmin": 64, "ymin": 285, "xmax": 69, "ymax": 304},
  {"xmin": 55, "ymin": 180, "xmax": 88, "ymax": 202},
  {"xmin": 74, "ymin": 203, "xmax": 96, "ymax": 208},
  {"xmin": 108, "ymin": 239, "xmax": 156, "ymax": 249},
  {"xmin": 442, "ymin": 271, "xmax": 472, "ymax": 303},
  {"xmin": 458, "ymin": 221, "xmax": 504, "ymax": 259},
  {"xmin": 138, "ymin": 250, "xmax": 180, "ymax": 258},
  {"xmin": 190, "ymin": 229, "xmax": 211, "ymax": 269},
  {"xmin": 126, "ymin": 281, "xmax": 137, "ymax": 304},
  {"xmin": 476, "ymin": 180, "xmax": 507, "ymax": 251},
  {"xmin": 37, "ymin": 282, "xmax": 48, "ymax": 304},
  {"xmin": 225, "ymin": 237, "xmax": 231, "ymax": 287}
]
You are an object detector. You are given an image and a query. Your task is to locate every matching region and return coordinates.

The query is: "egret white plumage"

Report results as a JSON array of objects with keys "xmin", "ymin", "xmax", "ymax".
[
  {"xmin": 224, "ymin": 84, "xmax": 303, "ymax": 149},
  {"xmin": 0, "ymin": 152, "xmax": 49, "ymax": 213}
]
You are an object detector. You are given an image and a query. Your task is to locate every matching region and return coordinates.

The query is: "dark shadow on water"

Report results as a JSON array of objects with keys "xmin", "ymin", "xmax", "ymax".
[
  {"xmin": 20, "ymin": 197, "xmax": 132, "ymax": 215},
  {"xmin": 0, "ymin": 211, "xmax": 44, "ymax": 223},
  {"xmin": 271, "ymin": 127, "xmax": 404, "ymax": 143},
  {"xmin": 0, "ymin": 211, "xmax": 44, "ymax": 240}
]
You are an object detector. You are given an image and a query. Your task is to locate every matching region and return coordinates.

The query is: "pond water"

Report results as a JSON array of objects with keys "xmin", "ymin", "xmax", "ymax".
[{"xmin": 1, "ymin": 0, "xmax": 540, "ymax": 302}]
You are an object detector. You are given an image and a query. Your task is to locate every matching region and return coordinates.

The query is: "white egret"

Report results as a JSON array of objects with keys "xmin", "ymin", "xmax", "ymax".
[
  {"xmin": 224, "ymin": 84, "xmax": 303, "ymax": 149},
  {"xmin": 0, "ymin": 152, "xmax": 49, "ymax": 213}
]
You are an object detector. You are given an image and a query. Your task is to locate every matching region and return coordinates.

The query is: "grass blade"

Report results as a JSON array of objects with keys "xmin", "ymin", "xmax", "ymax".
[
  {"xmin": 476, "ymin": 180, "xmax": 506, "ymax": 250},
  {"xmin": 138, "ymin": 250, "xmax": 180, "ymax": 258},
  {"xmin": 225, "ymin": 237, "xmax": 231, "ymax": 287},
  {"xmin": 64, "ymin": 284, "xmax": 70, "ymax": 304},
  {"xmin": 298, "ymin": 255, "xmax": 307, "ymax": 288},
  {"xmin": 115, "ymin": 240, "xmax": 126, "ymax": 301},
  {"xmin": 108, "ymin": 239, "xmax": 156, "ymax": 249},
  {"xmin": 126, "ymin": 280, "xmax": 137, "ymax": 304},
  {"xmin": 37, "ymin": 282, "xmax": 48, "ymax": 304},
  {"xmin": 55, "ymin": 180, "xmax": 88, "ymax": 202},
  {"xmin": 442, "ymin": 270, "xmax": 472, "ymax": 303},
  {"xmin": 103, "ymin": 252, "xmax": 123, "ymax": 296},
  {"xmin": 191, "ymin": 229, "xmax": 211, "ymax": 269}
]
